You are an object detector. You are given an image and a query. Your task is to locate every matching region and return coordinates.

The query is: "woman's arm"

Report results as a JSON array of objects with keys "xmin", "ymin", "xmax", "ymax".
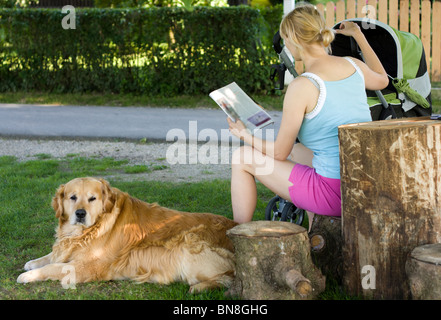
[{"xmin": 335, "ymin": 21, "xmax": 389, "ymax": 90}]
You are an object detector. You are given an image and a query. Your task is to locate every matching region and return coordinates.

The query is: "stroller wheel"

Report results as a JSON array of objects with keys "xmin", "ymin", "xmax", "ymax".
[
  {"xmin": 282, "ymin": 203, "xmax": 305, "ymax": 226},
  {"xmin": 265, "ymin": 195, "xmax": 305, "ymax": 226},
  {"xmin": 265, "ymin": 195, "xmax": 282, "ymax": 221}
]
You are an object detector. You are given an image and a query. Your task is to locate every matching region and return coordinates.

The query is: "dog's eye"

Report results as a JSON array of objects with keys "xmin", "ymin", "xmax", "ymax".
[
  {"xmin": 89, "ymin": 196, "xmax": 96, "ymax": 202},
  {"xmin": 70, "ymin": 195, "xmax": 77, "ymax": 201}
]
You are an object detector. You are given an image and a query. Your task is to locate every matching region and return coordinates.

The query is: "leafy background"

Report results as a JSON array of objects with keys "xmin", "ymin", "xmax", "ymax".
[{"xmin": 0, "ymin": 7, "xmax": 283, "ymax": 95}]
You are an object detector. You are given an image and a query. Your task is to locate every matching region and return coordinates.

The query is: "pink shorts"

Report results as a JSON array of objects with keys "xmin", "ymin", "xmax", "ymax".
[{"xmin": 288, "ymin": 164, "xmax": 341, "ymax": 217}]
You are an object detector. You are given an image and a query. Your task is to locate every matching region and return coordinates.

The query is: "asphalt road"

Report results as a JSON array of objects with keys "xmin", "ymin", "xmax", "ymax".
[{"xmin": 0, "ymin": 103, "xmax": 282, "ymax": 143}]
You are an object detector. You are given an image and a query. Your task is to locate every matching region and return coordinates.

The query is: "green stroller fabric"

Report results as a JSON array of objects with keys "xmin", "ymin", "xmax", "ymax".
[
  {"xmin": 392, "ymin": 78, "xmax": 430, "ymax": 109},
  {"xmin": 331, "ymin": 18, "xmax": 432, "ymax": 120}
]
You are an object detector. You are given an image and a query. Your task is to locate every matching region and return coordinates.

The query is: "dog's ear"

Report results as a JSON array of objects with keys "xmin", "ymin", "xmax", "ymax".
[
  {"xmin": 52, "ymin": 184, "xmax": 65, "ymax": 220},
  {"xmin": 100, "ymin": 179, "xmax": 116, "ymax": 213}
]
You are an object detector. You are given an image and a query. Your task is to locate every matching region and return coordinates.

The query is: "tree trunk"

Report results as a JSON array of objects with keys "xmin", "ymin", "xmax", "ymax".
[
  {"xmin": 338, "ymin": 117, "xmax": 441, "ymax": 299},
  {"xmin": 309, "ymin": 214, "xmax": 343, "ymax": 283},
  {"xmin": 226, "ymin": 221, "xmax": 326, "ymax": 300},
  {"xmin": 406, "ymin": 243, "xmax": 441, "ymax": 300}
]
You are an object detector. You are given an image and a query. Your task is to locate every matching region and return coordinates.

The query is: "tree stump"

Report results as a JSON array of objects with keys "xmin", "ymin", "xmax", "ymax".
[
  {"xmin": 339, "ymin": 117, "xmax": 441, "ymax": 299},
  {"xmin": 226, "ymin": 221, "xmax": 326, "ymax": 300},
  {"xmin": 406, "ymin": 243, "xmax": 441, "ymax": 300},
  {"xmin": 309, "ymin": 215, "xmax": 343, "ymax": 283}
]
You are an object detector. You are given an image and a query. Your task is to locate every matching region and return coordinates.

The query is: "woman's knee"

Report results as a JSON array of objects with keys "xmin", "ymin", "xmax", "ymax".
[
  {"xmin": 232, "ymin": 146, "xmax": 254, "ymax": 168},
  {"xmin": 231, "ymin": 146, "xmax": 274, "ymax": 176}
]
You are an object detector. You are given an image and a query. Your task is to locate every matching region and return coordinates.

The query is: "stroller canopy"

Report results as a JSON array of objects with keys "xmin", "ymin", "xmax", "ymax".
[{"xmin": 331, "ymin": 19, "xmax": 432, "ymax": 119}]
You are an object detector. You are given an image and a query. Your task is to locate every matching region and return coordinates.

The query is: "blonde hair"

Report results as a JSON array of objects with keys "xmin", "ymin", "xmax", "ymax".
[{"xmin": 280, "ymin": 4, "xmax": 335, "ymax": 54}]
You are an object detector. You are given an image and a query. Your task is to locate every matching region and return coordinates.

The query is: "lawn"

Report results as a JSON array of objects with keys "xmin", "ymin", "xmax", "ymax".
[
  {"xmin": 0, "ymin": 91, "xmax": 286, "ymax": 111},
  {"xmin": 0, "ymin": 154, "xmax": 352, "ymax": 300},
  {"xmin": 0, "ymin": 88, "xmax": 439, "ymax": 113},
  {"xmin": 0, "ymin": 155, "xmax": 268, "ymax": 300},
  {"xmin": 1, "ymin": 87, "xmax": 438, "ymax": 301}
]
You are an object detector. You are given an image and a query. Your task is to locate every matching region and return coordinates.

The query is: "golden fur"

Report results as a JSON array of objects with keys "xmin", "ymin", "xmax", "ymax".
[{"xmin": 17, "ymin": 177, "xmax": 238, "ymax": 292}]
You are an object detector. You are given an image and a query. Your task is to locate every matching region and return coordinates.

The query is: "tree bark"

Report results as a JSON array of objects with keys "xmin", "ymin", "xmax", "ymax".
[
  {"xmin": 406, "ymin": 243, "xmax": 441, "ymax": 300},
  {"xmin": 339, "ymin": 117, "xmax": 441, "ymax": 299},
  {"xmin": 309, "ymin": 214, "xmax": 343, "ymax": 283},
  {"xmin": 226, "ymin": 221, "xmax": 326, "ymax": 300}
]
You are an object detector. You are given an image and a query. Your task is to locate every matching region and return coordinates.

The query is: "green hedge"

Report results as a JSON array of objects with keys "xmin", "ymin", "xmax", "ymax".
[{"xmin": 0, "ymin": 7, "xmax": 283, "ymax": 95}]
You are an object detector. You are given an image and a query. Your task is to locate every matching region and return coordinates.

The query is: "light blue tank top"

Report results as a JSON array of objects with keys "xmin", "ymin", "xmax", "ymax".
[{"xmin": 297, "ymin": 57, "xmax": 372, "ymax": 179}]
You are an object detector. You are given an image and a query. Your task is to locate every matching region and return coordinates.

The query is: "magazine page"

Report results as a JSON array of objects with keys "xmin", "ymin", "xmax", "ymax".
[{"xmin": 209, "ymin": 82, "xmax": 274, "ymax": 131}]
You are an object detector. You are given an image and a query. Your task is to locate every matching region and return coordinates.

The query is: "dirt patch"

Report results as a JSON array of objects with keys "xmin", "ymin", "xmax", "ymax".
[{"xmin": 0, "ymin": 138, "xmax": 233, "ymax": 182}]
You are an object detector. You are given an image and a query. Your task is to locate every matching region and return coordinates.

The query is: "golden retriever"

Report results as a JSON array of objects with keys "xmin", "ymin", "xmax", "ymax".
[{"xmin": 17, "ymin": 177, "xmax": 237, "ymax": 292}]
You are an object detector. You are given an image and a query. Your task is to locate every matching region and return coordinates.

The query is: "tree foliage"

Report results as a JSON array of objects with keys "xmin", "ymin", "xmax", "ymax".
[{"xmin": 0, "ymin": 7, "xmax": 283, "ymax": 95}]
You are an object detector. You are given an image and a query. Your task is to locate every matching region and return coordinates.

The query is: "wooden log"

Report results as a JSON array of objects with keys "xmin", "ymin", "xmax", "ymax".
[
  {"xmin": 309, "ymin": 215, "xmax": 343, "ymax": 283},
  {"xmin": 226, "ymin": 221, "xmax": 326, "ymax": 300},
  {"xmin": 406, "ymin": 243, "xmax": 441, "ymax": 300},
  {"xmin": 339, "ymin": 117, "xmax": 441, "ymax": 299}
]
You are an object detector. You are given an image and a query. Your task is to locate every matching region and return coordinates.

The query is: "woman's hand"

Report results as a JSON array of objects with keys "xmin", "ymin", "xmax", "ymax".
[
  {"xmin": 335, "ymin": 21, "xmax": 389, "ymax": 90},
  {"xmin": 227, "ymin": 117, "xmax": 250, "ymax": 141},
  {"xmin": 335, "ymin": 21, "xmax": 362, "ymax": 38}
]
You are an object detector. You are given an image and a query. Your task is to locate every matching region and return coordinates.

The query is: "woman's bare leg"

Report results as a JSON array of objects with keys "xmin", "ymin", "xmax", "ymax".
[
  {"xmin": 290, "ymin": 142, "xmax": 313, "ymax": 167},
  {"xmin": 231, "ymin": 145, "xmax": 312, "ymax": 224}
]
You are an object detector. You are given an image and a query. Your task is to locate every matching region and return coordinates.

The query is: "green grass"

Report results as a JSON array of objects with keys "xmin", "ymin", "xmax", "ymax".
[
  {"xmin": 0, "ymin": 88, "xmax": 439, "ymax": 113},
  {"xmin": 0, "ymin": 91, "xmax": 285, "ymax": 111},
  {"xmin": 0, "ymin": 155, "xmax": 272, "ymax": 300},
  {"xmin": 0, "ymin": 155, "xmax": 351, "ymax": 300},
  {"xmin": 432, "ymin": 84, "xmax": 441, "ymax": 113}
]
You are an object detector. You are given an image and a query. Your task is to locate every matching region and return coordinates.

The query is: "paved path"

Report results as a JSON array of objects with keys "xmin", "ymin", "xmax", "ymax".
[{"xmin": 0, "ymin": 104, "xmax": 282, "ymax": 143}]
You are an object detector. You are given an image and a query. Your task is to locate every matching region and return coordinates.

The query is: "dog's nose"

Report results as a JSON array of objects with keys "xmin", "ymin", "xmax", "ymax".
[{"xmin": 75, "ymin": 209, "xmax": 86, "ymax": 219}]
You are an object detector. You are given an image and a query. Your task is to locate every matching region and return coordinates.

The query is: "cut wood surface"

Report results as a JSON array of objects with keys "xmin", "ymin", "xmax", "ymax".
[
  {"xmin": 339, "ymin": 117, "xmax": 441, "ymax": 299},
  {"xmin": 309, "ymin": 215, "xmax": 343, "ymax": 283},
  {"xmin": 406, "ymin": 243, "xmax": 441, "ymax": 300},
  {"xmin": 226, "ymin": 221, "xmax": 325, "ymax": 300}
]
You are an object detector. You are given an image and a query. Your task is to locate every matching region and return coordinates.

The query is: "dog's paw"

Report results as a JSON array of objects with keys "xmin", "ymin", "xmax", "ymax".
[
  {"xmin": 24, "ymin": 259, "xmax": 39, "ymax": 271},
  {"xmin": 17, "ymin": 270, "xmax": 40, "ymax": 284},
  {"xmin": 189, "ymin": 281, "xmax": 214, "ymax": 294},
  {"xmin": 188, "ymin": 284, "xmax": 200, "ymax": 294}
]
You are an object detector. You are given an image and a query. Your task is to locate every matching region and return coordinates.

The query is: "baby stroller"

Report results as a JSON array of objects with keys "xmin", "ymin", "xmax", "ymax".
[
  {"xmin": 265, "ymin": 194, "xmax": 305, "ymax": 225},
  {"xmin": 332, "ymin": 18, "xmax": 432, "ymax": 120},
  {"xmin": 266, "ymin": 18, "xmax": 432, "ymax": 225}
]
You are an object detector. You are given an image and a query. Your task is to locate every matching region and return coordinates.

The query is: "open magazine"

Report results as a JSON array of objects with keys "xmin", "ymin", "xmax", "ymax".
[{"xmin": 209, "ymin": 82, "xmax": 274, "ymax": 132}]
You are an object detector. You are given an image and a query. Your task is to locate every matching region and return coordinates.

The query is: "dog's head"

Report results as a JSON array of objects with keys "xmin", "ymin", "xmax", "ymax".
[{"xmin": 52, "ymin": 177, "xmax": 115, "ymax": 227}]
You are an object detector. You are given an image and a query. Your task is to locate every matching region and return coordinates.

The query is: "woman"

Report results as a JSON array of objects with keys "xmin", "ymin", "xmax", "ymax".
[{"xmin": 227, "ymin": 5, "xmax": 388, "ymax": 224}]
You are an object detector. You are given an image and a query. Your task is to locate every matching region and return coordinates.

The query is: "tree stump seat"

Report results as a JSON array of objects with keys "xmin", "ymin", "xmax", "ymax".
[
  {"xmin": 339, "ymin": 117, "xmax": 441, "ymax": 299},
  {"xmin": 226, "ymin": 221, "xmax": 326, "ymax": 300},
  {"xmin": 308, "ymin": 214, "xmax": 343, "ymax": 283},
  {"xmin": 406, "ymin": 243, "xmax": 441, "ymax": 300}
]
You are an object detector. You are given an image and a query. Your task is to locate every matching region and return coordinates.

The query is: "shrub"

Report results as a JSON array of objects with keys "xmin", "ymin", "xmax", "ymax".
[{"xmin": 0, "ymin": 6, "xmax": 282, "ymax": 95}]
